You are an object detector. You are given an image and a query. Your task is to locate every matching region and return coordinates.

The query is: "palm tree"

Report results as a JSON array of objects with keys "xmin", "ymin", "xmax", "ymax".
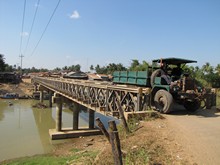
[
  {"xmin": 202, "ymin": 62, "xmax": 213, "ymax": 75},
  {"xmin": 215, "ymin": 64, "xmax": 220, "ymax": 76},
  {"xmin": 201, "ymin": 62, "xmax": 215, "ymax": 87},
  {"xmin": 129, "ymin": 59, "xmax": 140, "ymax": 71}
]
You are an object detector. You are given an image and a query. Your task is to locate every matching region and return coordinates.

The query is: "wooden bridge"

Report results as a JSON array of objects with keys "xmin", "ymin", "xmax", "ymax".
[{"xmin": 32, "ymin": 77, "xmax": 151, "ymax": 139}]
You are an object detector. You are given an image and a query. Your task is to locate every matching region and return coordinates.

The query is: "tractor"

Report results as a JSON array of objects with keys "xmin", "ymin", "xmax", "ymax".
[{"xmin": 113, "ymin": 58, "xmax": 216, "ymax": 113}]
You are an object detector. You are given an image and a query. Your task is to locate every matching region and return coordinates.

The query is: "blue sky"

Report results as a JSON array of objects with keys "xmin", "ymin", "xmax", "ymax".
[{"xmin": 0, "ymin": 0, "xmax": 220, "ymax": 71}]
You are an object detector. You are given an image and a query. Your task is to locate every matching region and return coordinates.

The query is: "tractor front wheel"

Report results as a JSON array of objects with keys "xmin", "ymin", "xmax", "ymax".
[{"xmin": 154, "ymin": 89, "xmax": 173, "ymax": 113}]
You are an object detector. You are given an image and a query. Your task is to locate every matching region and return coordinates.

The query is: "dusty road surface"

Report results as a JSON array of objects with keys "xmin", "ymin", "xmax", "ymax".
[{"xmin": 165, "ymin": 106, "xmax": 220, "ymax": 165}]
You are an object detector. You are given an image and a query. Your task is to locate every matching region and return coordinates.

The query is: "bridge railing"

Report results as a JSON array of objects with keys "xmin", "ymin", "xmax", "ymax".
[{"xmin": 32, "ymin": 77, "xmax": 151, "ymax": 117}]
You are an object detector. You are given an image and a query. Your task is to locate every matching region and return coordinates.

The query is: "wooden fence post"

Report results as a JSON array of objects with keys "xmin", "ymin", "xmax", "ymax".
[
  {"xmin": 95, "ymin": 118, "xmax": 110, "ymax": 142},
  {"xmin": 108, "ymin": 120, "xmax": 123, "ymax": 165},
  {"xmin": 115, "ymin": 93, "xmax": 130, "ymax": 134}
]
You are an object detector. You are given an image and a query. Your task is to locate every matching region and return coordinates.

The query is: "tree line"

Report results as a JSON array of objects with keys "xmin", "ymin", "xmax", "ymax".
[{"xmin": 1, "ymin": 54, "xmax": 219, "ymax": 87}]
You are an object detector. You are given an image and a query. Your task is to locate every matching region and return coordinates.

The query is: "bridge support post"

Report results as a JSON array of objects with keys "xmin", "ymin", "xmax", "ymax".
[
  {"xmin": 40, "ymin": 91, "xmax": 44, "ymax": 103},
  {"xmin": 55, "ymin": 97, "xmax": 62, "ymax": 131},
  {"xmin": 34, "ymin": 85, "xmax": 38, "ymax": 92},
  {"xmin": 137, "ymin": 87, "xmax": 143, "ymax": 111},
  {"xmin": 48, "ymin": 91, "xmax": 53, "ymax": 108},
  {"xmin": 89, "ymin": 109, "xmax": 95, "ymax": 129},
  {"xmin": 73, "ymin": 103, "xmax": 79, "ymax": 130}
]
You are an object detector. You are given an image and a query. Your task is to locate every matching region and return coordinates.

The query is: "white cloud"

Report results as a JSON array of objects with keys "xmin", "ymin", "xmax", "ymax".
[
  {"xmin": 69, "ymin": 10, "xmax": 80, "ymax": 19},
  {"xmin": 20, "ymin": 32, "xmax": 29, "ymax": 37}
]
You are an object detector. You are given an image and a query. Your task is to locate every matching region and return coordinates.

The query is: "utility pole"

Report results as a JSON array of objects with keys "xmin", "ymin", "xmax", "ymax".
[{"xmin": 19, "ymin": 54, "xmax": 24, "ymax": 75}]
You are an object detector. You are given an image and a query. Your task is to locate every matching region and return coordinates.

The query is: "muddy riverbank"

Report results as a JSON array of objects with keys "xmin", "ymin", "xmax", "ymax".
[{"xmin": 0, "ymin": 78, "xmax": 33, "ymax": 97}]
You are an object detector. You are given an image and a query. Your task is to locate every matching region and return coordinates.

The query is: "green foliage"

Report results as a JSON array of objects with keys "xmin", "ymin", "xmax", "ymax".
[
  {"xmin": 95, "ymin": 64, "xmax": 106, "ymax": 74},
  {"xmin": 53, "ymin": 67, "xmax": 61, "ymax": 72},
  {"xmin": 4, "ymin": 64, "xmax": 15, "ymax": 72},
  {"xmin": 22, "ymin": 67, "xmax": 49, "ymax": 74},
  {"xmin": 0, "ymin": 54, "xmax": 6, "ymax": 71},
  {"xmin": 129, "ymin": 59, "xmax": 139, "ymax": 70},
  {"xmin": 117, "ymin": 115, "xmax": 142, "ymax": 139},
  {"xmin": 2, "ymin": 149, "xmax": 99, "ymax": 165},
  {"xmin": 94, "ymin": 63, "xmax": 127, "ymax": 74},
  {"xmin": 129, "ymin": 60, "xmax": 149, "ymax": 71},
  {"xmin": 124, "ymin": 148, "xmax": 150, "ymax": 164},
  {"xmin": 216, "ymin": 90, "xmax": 220, "ymax": 106},
  {"xmin": 2, "ymin": 155, "xmax": 67, "ymax": 165},
  {"xmin": 67, "ymin": 64, "xmax": 81, "ymax": 72},
  {"xmin": 62, "ymin": 64, "xmax": 81, "ymax": 72},
  {"xmin": 127, "ymin": 117, "xmax": 140, "ymax": 132},
  {"xmin": 90, "ymin": 64, "xmax": 94, "ymax": 71},
  {"xmin": 180, "ymin": 63, "xmax": 220, "ymax": 88}
]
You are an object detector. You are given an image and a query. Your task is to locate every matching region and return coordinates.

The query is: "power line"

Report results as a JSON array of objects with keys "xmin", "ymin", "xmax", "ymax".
[
  {"xmin": 19, "ymin": 54, "xmax": 24, "ymax": 73},
  {"xmin": 30, "ymin": 0, "xmax": 61, "ymax": 57},
  {"xmin": 24, "ymin": 0, "xmax": 41, "ymax": 56},
  {"xmin": 19, "ymin": 0, "xmax": 26, "ymax": 55},
  {"xmin": 19, "ymin": 0, "xmax": 26, "ymax": 73}
]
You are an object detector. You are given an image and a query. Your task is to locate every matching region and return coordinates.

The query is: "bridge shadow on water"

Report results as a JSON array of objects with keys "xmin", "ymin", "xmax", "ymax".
[{"xmin": 169, "ymin": 104, "xmax": 220, "ymax": 118}]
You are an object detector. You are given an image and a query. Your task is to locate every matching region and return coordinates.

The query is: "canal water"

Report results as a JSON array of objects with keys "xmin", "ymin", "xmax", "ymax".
[{"xmin": 0, "ymin": 99, "xmax": 116, "ymax": 162}]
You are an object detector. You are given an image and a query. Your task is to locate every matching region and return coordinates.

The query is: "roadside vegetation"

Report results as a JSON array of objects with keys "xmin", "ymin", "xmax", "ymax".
[{"xmin": 2, "ymin": 150, "xmax": 98, "ymax": 165}]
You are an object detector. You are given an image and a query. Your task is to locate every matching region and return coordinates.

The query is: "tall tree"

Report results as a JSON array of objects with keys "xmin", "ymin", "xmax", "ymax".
[
  {"xmin": 4, "ymin": 64, "xmax": 14, "ymax": 72},
  {"xmin": 129, "ymin": 60, "xmax": 149, "ymax": 71},
  {"xmin": 62, "ymin": 66, "xmax": 68, "ymax": 70},
  {"xmin": 202, "ymin": 62, "xmax": 213, "ymax": 75},
  {"xmin": 90, "ymin": 65, "xmax": 94, "ymax": 72},
  {"xmin": 129, "ymin": 59, "xmax": 139, "ymax": 71},
  {"xmin": 106, "ymin": 63, "xmax": 127, "ymax": 74},
  {"xmin": 215, "ymin": 64, "xmax": 220, "ymax": 76},
  {"xmin": 199, "ymin": 62, "xmax": 215, "ymax": 86},
  {"xmin": 53, "ymin": 67, "xmax": 61, "ymax": 72},
  {"xmin": 68, "ymin": 64, "xmax": 81, "ymax": 72},
  {"xmin": 0, "ymin": 54, "xmax": 6, "ymax": 71}
]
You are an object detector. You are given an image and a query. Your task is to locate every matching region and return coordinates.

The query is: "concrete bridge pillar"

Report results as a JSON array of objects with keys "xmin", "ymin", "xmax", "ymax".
[
  {"xmin": 34, "ymin": 84, "xmax": 38, "ymax": 92},
  {"xmin": 48, "ymin": 91, "xmax": 53, "ymax": 108},
  {"xmin": 89, "ymin": 109, "xmax": 95, "ymax": 129},
  {"xmin": 39, "ymin": 91, "xmax": 44, "ymax": 103},
  {"xmin": 73, "ymin": 104, "xmax": 79, "ymax": 130},
  {"xmin": 53, "ymin": 96, "xmax": 63, "ymax": 131}
]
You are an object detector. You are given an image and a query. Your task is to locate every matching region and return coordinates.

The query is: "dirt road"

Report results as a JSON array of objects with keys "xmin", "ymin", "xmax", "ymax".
[{"xmin": 165, "ymin": 106, "xmax": 220, "ymax": 165}]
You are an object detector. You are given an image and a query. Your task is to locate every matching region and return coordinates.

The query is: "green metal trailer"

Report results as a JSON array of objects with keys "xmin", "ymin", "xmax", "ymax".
[{"xmin": 113, "ymin": 71, "xmax": 150, "ymax": 87}]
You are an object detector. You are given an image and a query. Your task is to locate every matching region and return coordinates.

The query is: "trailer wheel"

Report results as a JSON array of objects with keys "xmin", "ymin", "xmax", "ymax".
[
  {"xmin": 184, "ymin": 100, "xmax": 200, "ymax": 112},
  {"xmin": 154, "ymin": 89, "xmax": 173, "ymax": 113},
  {"xmin": 150, "ymin": 69, "xmax": 165, "ymax": 87}
]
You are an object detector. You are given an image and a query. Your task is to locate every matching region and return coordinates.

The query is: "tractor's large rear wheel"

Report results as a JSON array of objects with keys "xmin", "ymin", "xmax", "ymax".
[
  {"xmin": 154, "ymin": 89, "xmax": 173, "ymax": 113},
  {"xmin": 150, "ymin": 69, "xmax": 165, "ymax": 87}
]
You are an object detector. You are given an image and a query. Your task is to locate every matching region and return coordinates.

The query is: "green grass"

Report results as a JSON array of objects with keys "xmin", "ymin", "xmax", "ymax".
[
  {"xmin": 124, "ymin": 147, "xmax": 150, "ymax": 164},
  {"xmin": 2, "ymin": 155, "xmax": 68, "ymax": 165},
  {"xmin": 2, "ymin": 149, "xmax": 99, "ymax": 165}
]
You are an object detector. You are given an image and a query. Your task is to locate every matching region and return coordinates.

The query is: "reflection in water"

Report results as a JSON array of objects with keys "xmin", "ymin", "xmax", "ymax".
[
  {"xmin": 0, "ymin": 100, "xmax": 44, "ymax": 161},
  {"xmin": 0, "ymin": 100, "xmax": 86, "ymax": 161},
  {"xmin": 0, "ymin": 99, "xmax": 118, "ymax": 162},
  {"xmin": 32, "ymin": 106, "xmax": 55, "ymax": 153}
]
